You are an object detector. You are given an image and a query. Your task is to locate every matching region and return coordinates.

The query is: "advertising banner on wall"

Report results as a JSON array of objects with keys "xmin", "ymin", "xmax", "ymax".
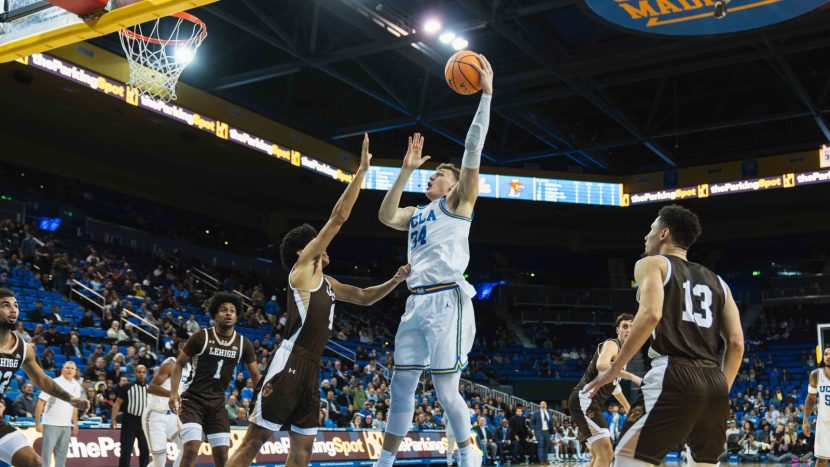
[{"xmin": 22, "ymin": 428, "xmax": 454, "ymax": 467}]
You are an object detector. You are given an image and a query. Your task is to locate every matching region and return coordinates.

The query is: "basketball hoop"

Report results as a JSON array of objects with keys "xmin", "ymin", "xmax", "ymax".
[{"xmin": 118, "ymin": 11, "xmax": 207, "ymax": 102}]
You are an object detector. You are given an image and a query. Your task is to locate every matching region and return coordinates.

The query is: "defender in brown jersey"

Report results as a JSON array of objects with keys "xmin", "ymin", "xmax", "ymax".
[
  {"xmin": 0, "ymin": 289, "xmax": 89, "ymax": 467},
  {"xmin": 569, "ymin": 314, "xmax": 639, "ymax": 467},
  {"xmin": 168, "ymin": 291, "xmax": 259, "ymax": 467},
  {"xmin": 584, "ymin": 205, "xmax": 744, "ymax": 467},
  {"xmin": 227, "ymin": 134, "xmax": 410, "ymax": 467}
]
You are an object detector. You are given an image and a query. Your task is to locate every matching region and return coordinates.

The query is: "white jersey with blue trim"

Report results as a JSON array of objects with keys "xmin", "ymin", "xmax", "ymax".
[
  {"xmin": 147, "ymin": 356, "xmax": 193, "ymax": 412},
  {"xmin": 819, "ymin": 369, "xmax": 830, "ymax": 425},
  {"xmin": 406, "ymin": 197, "xmax": 475, "ymax": 296}
]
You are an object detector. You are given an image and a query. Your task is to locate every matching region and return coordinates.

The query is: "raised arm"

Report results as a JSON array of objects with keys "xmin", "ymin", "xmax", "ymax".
[
  {"xmin": 584, "ymin": 256, "xmax": 665, "ymax": 396},
  {"xmin": 22, "ymin": 344, "xmax": 89, "ymax": 412},
  {"xmin": 326, "ymin": 264, "xmax": 410, "ymax": 306},
  {"xmin": 378, "ymin": 134, "xmax": 427, "ymax": 231},
  {"xmin": 719, "ymin": 278, "xmax": 744, "ymax": 391},
  {"xmin": 447, "ymin": 54, "xmax": 493, "ymax": 214},
  {"xmin": 295, "ymin": 134, "xmax": 371, "ymax": 277},
  {"xmin": 803, "ymin": 370, "xmax": 818, "ymax": 437}
]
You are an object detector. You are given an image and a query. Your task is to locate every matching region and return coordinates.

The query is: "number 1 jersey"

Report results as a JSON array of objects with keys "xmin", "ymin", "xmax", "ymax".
[
  {"xmin": 646, "ymin": 255, "xmax": 728, "ymax": 364},
  {"xmin": 182, "ymin": 327, "xmax": 255, "ymax": 402}
]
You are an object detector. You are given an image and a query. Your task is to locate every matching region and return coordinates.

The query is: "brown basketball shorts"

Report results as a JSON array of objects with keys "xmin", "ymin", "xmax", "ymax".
[
  {"xmin": 568, "ymin": 389, "xmax": 610, "ymax": 446},
  {"xmin": 249, "ymin": 341, "xmax": 320, "ymax": 434},
  {"xmin": 616, "ymin": 356, "xmax": 728, "ymax": 464},
  {"xmin": 179, "ymin": 392, "xmax": 230, "ymax": 436}
]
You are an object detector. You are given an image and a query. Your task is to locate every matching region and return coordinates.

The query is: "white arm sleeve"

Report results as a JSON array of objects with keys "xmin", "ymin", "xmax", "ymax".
[
  {"xmin": 808, "ymin": 385, "xmax": 819, "ymax": 394},
  {"xmin": 462, "ymin": 93, "xmax": 492, "ymax": 169}
]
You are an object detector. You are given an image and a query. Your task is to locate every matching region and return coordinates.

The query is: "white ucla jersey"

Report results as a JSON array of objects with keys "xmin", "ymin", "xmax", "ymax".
[
  {"xmin": 407, "ymin": 197, "xmax": 474, "ymax": 292},
  {"xmin": 147, "ymin": 357, "xmax": 192, "ymax": 412},
  {"xmin": 819, "ymin": 369, "xmax": 830, "ymax": 424}
]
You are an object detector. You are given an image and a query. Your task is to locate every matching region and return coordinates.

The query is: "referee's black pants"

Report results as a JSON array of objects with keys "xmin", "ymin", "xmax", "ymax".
[{"xmin": 119, "ymin": 413, "xmax": 150, "ymax": 467}]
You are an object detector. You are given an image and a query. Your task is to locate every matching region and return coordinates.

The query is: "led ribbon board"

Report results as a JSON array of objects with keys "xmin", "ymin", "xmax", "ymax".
[
  {"xmin": 583, "ymin": 0, "xmax": 830, "ymax": 37},
  {"xmin": 17, "ymin": 53, "xmax": 830, "ymax": 207},
  {"xmin": 364, "ymin": 167, "xmax": 622, "ymax": 206},
  {"xmin": 628, "ymin": 169, "xmax": 830, "ymax": 205}
]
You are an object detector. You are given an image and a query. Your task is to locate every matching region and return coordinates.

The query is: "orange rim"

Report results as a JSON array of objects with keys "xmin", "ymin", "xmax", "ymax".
[{"xmin": 120, "ymin": 11, "xmax": 207, "ymax": 46}]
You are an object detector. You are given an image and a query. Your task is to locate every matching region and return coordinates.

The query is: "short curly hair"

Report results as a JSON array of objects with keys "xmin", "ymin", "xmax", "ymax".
[
  {"xmin": 280, "ymin": 223, "xmax": 318, "ymax": 270},
  {"xmin": 207, "ymin": 292, "xmax": 242, "ymax": 318},
  {"xmin": 658, "ymin": 204, "xmax": 702, "ymax": 249}
]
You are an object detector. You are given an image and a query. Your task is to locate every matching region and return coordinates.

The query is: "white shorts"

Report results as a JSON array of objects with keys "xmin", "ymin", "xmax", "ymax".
[
  {"xmin": 394, "ymin": 285, "xmax": 475, "ymax": 374},
  {"xmin": 816, "ymin": 419, "xmax": 830, "ymax": 460},
  {"xmin": 0, "ymin": 429, "xmax": 28, "ymax": 464},
  {"xmin": 142, "ymin": 410, "xmax": 180, "ymax": 454}
]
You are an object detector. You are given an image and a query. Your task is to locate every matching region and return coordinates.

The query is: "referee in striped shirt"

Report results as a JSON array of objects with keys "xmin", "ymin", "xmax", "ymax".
[{"xmin": 111, "ymin": 365, "xmax": 150, "ymax": 467}]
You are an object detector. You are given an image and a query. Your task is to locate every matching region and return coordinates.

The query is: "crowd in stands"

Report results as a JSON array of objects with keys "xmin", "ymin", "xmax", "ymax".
[{"xmin": 0, "ymin": 215, "xmax": 826, "ymax": 466}]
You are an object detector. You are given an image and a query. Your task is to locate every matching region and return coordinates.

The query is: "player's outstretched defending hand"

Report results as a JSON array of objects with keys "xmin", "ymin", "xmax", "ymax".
[
  {"xmin": 402, "ymin": 133, "xmax": 430, "ymax": 171},
  {"xmin": 70, "ymin": 396, "xmax": 90, "ymax": 412},
  {"xmin": 468, "ymin": 54, "xmax": 494, "ymax": 96},
  {"xmin": 359, "ymin": 133, "xmax": 372, "ymax": 172},
  {"xmin": 392, "ymin": 264, "xmax": 412, "ymax": 284},
  {"xmin": 582, "ymin": 367, "xmax": 621, "ymax": 398}
]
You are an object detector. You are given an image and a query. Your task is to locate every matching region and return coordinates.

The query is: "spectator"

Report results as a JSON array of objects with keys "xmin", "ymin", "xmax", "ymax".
[
  {"xmin": 186, "ymin": 315, "xmax": 199, "ymax": 335},
  {"xmin": 738, "ymin": 434, "xmax": 760, "ymax": 462},
  {"xmin": 241, "ymin": 379, "xmax": 254, "ymax": 401},
  {"xmin": 43, "ymin": 304, "xmax": 63, "ymax": 324},
  {"xmin": 28, "ymin": 300, "xmax": 45, "ymax": 323},
  {"xmin": 86, "ymin": 345, "xmax": 105, "ymax": 367},
  {"xmin": 63, "ymin": 334, "xmax": 83, "ymax": 359},
  {"xmin": 107, "ymin": 321, "xmax": 129, "ymax": 342},
  {"xmin": 373, "ymin": 412, "xmax": 386, "ymax": 430},
  {"xmin": 767, "ymin": 434, "xmax": 795, "ymax": 463},
  {"xmin": 39, "ymin": 348, "xmax": 57, "ymax": 372},
  {"xmin": 351, "ymin": 413, "xmax": 364, "ymax": 429},
  {"xmin": 43, "ymin": 324, "xmax": 61, "ymax": 346},
  {"xmin": 84, "ymin": 357, "xmax": 106, "ymax": 381},
  {"xmin": 225, "ymin": 395, "xmax": 240, "ymax": 420},
  {"xmin": 233, "ymin": 407, "xmax": 248, "ymax": 427},
  {"xmin": 78, "ymin": 309, "xmax": 96, "ymax": 328},
  {"xmin": 15, "ymin": 322, "xmax": 31, "ymax": 343},
  {"xmin": 475, "ymin": 416, "xmax": 497, "ymax": 466},
  {"xmin": 495, "ymin": 418, "xmax": 513, "ymax": 464},
  {"xmin": 14, "ymin": 382, "xmax": 37, "ymax": 417}
]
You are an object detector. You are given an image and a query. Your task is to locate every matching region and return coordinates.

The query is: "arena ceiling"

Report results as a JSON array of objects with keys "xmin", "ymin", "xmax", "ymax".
[{"xmin": 76, "ymin": 0, "xmax": 830, "ymax": 175}]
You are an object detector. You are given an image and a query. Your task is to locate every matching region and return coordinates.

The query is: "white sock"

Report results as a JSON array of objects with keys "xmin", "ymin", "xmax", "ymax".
[
  {"xmin": 376, "ymin": 449, "xmax": 397, "ymax": 467},
  {"xmin": 150, "ymin": 452, "xmax": 166, "ymax": 467},
  {"xmin": 459, "ymin": 445, "xmax": 474, "ymax": 464}
]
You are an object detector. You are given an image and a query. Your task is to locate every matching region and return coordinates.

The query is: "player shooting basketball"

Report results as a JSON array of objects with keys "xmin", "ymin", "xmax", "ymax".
[{"xmin": 374, "ymin": 54, "xmax": 493, "ymax": 467}]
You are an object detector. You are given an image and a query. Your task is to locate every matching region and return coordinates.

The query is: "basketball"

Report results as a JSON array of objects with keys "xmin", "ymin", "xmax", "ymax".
[{"xmin": 445, "ymin": 50, "xmax": 482, "ymax": 95}]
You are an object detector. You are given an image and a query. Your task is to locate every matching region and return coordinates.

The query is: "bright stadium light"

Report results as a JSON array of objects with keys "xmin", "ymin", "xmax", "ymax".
[
  {"xmin": 175, "ymin": 47, "xmax": 195, "ymax": 64},
  {"xmin": 439, "ymin": 32, "xmax": 455, "ymax": 44},
  {"xmin": 451, "ymin": 37, "xmax": 468, "ymax": 50},
  {"xmin": 423, "ymin": 18, "xmax": 442, "ymax": 35}
]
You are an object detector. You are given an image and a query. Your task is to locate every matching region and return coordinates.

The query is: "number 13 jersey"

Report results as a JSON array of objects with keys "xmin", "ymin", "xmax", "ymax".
[
  {"xmin": 182, "ymin": 327, "xmax": 255, "ymax": 402},
  {"xmin": 647, "ymin": 255, "xmax": 728, "ymax": 363},
  {"xmin": 407, "ymin": 196, "xmax": 473, "ymax": 293}
]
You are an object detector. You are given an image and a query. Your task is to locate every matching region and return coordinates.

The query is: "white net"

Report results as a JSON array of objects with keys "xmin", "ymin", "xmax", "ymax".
[{"xmin": 118, "ymin": 12, "xmax": 206, "ymax": 102}]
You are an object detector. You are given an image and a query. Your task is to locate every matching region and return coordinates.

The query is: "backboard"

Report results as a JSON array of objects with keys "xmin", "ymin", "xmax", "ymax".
[{"xmin": 0, "ymin": 0, "xmax": 217, "ymax": 63}]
